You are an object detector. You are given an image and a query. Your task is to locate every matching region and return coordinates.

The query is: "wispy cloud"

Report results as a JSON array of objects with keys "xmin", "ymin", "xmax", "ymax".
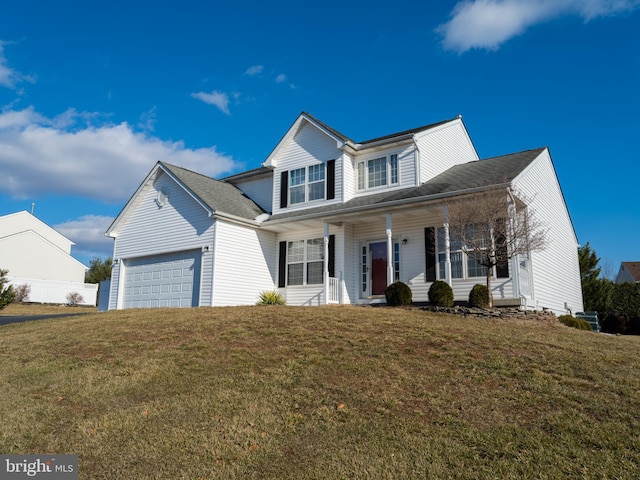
[
  {"xmin": 191, "ymin": 90, "xmax": 231, "ymax": 115},
  {"xmin": 0, "ymin": 107, "xmax": 239, "ymax": 203},
  {"xmin": 437, "ymin": 0, "xmax": 640, "ymax": 53},
  {"xmin": 0, "ymin": 41, "xmax": 36, "ymax": 89},
  {"xmin": 54, "ymin": 214, "xmax": 116, "ymax": 260},
  {"xmin": 245, "ymin": 65, "xmax": 264, "ymax": 76},
  {"xmin": 275, "ymin": 73, "xmax": 287, "ymax": 84}
]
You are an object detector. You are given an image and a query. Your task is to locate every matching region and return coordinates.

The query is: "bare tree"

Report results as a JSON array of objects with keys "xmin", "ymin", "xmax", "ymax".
[{"xmin": 445, "ymin": 187, "xmax": 548, "ymax": 307}]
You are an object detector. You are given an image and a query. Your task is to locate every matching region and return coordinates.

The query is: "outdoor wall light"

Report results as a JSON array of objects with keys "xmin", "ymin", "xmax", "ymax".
[{"xmin": 402, "ymin": 238, "xmax": 408, "ymax": 245}]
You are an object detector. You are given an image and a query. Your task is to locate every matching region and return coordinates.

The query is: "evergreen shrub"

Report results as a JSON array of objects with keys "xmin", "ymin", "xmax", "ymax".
[
  {"xmin": 558, "ymin": 314, "xmax": 592, "ymax": 331},
  {"xmin": 384, "ymin": 281, "xmax": 413, "ymax": 306},
  {"xmin": 468, "ymin": 284, "xmax": 491, "ymax": 308},
  {"xmin": 428, "ymin": 280, "xmax": 454, "ymax": 307}
]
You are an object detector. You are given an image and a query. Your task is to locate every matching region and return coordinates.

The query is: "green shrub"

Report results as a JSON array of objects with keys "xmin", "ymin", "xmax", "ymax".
[
  {"xmin": 468, "ymin": 284, "xmax": 491, "ymax": 308},
  {"xmin": 428, "ymin": 280, "xmax": 454, "ymax": 307},
  {"xmin": 0, "ymin": 269, "xmax": 16, "ymax": 310},
  {"xmin": 558, "ymin": 314, "xmax": 592, "ymax": 331},
  {"xmin": 384, "ymin": 281, "xmax": 413, "ymax": 306},
  {"xmin": 256, "ymin": 290, "xmax": 286, "ymax": 306}
]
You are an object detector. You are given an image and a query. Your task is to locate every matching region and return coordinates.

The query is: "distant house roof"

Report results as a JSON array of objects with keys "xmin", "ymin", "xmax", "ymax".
[
  {"xmin": 265, "ymin": 147, "xmax": 545, "ymax": 224},
  {"xmin": 619, "ymin": 262, "xmax": 640, "ymax": 283},
  {"xmin": 161, "ymin": 162, "xmax": 265, "ymax": 220}
]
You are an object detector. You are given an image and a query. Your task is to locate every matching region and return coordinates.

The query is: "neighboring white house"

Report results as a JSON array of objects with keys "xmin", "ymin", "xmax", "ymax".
[
  {"xmin": 616, "ymin": 262, "xmax": 640, "ymax": 284},
  {"xmin": 0, "ymin": 211, "xmax": 97, "ymax": 305},
  {"xmin": 105, "ymin": 113, "xmax": 584, "ymax": 314}
]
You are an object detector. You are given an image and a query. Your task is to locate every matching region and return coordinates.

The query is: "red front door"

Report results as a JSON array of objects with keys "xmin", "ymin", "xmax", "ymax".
[{"xmin": 370, "ymin": 242, "xmax": 388, "ymax": 295}]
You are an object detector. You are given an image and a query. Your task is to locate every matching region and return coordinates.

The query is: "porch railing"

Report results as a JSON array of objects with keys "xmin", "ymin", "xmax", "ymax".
[{"xmin": 327, "ymin": 276, "xmax": 340, "ymax": 304}]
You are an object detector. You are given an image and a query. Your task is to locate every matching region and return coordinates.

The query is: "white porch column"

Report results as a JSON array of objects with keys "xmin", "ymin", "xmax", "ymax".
[
  {"xmin": 323, "ymin": 222, "xmax": 330, "ymax": 305},
  {"xmin": 443, "ymin": 206, "xmax": 452, "ymax": 286},
  {"xmin": 386, "ymin": 213, "xmax": 394, "ymax": 287}
]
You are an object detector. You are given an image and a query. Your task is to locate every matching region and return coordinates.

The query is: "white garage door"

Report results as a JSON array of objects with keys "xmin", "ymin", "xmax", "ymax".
[{"xmin": 123, "ymin": 250, "xmax": 201, "ymax": 309}]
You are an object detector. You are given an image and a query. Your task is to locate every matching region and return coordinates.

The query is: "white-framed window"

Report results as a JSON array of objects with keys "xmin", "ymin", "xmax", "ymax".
[
  {"xmin": 287, "ymin": 238, "xmax": 324, "ymax": 286},
  {"xmin": 436, "ymin": 227, "xmax": 488, "ymax": 280},
  {"xmin": 289, "ymin": 164, "xmax": 325, "ymax": 205},
  {"xmin": 357, "ymin": 154, "xmax": 399, "ymax": 191}
]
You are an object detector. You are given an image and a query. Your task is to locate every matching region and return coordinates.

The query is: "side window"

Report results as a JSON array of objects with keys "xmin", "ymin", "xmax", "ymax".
[{"xmin": 357, "ymin": 154, "xmax": 400, "ymax": 191}]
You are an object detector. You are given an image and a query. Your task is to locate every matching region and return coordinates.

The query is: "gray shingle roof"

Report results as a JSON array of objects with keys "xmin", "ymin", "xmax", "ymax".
[
  {"xmin": 161, "ymin": 162, "xmax": 265, "ymax": 220},
  {"xmin": 266, "ymin": 148, "xmax": 545, "ymax": 223}
]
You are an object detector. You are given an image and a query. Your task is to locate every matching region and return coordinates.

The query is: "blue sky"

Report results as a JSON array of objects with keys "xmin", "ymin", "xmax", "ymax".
[{"xmin": 1, "ymin": 0, "xmax": 639, "ymax": 276}]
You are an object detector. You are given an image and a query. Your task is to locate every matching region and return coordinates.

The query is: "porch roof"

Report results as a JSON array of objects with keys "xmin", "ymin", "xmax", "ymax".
[{"xmin": 264, "ymin": 147, "xmax": 545, "ymax": 224}]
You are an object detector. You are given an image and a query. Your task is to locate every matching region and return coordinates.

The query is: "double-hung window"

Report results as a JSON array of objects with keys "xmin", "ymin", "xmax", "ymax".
[
  {"xmin": 357, "ymin": 154, "xmax": 399, "ymax": 190},
  {"xmin": 289, "ymin": 164, "xmax": 325, "ymax": 205},
  {"xmin": 286, "ymin": 238, "xmax": 324, "ymax": 286},
  {"xmin": 436, "ymin": 226, "xmax": 490, "ymax": 279}
]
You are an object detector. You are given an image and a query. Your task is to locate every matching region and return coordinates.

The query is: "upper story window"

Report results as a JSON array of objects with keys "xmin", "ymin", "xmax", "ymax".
[
  {"xmin": 289, "ymin": 164, "xmax": 325, "ymax": 205},
  {"xmin": 280, "ymin": 160, "xmax": 335, "ymax": 209},
  {"xmin": 357, "ymin": 154, "xmax": 399, "ymax": 191}
]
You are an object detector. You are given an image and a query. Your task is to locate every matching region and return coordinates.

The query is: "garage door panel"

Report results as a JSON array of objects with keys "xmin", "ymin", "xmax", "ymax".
[{"xmin": 123, "ymin": 250, "xmax": 201, "ymax": 309}]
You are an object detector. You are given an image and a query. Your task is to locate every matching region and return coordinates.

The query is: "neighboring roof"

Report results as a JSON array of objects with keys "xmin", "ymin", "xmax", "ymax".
[
  {"xmin": 161, "ymin": 163, "xmax": 265, "ymax": 220},
  {"xmin": 620, "ymin": 262, "xmax": 640, "ymax": 282},
  {"xmin": 265, "ymin": 148, "xmax": 545, "ymax": 223}
]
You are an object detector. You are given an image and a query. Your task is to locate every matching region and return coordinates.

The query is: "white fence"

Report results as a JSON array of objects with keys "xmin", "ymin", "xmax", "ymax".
[{"xmin": 8, "ymin": 277, "xmax": 98, "ymax": 306}]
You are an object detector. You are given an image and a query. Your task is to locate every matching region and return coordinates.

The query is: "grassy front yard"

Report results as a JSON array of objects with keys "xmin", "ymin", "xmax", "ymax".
[{"xmin": 0, "ymin": 306, "xmax": 638, "ymax": 479}]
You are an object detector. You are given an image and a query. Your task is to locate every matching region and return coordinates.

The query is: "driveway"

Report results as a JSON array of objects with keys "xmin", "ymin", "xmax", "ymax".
[{"xmin": 0, "ymin": 312, "xmax": 91, "ymax": 326}]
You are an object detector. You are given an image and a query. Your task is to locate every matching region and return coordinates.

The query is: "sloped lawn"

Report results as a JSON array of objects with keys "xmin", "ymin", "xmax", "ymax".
[{"xmin": 0, "ymin": 306, "xmax": 638, "ymax": 479}]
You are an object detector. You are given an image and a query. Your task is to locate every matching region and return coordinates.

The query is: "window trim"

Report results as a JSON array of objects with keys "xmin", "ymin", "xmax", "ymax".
[
  {"xmin": 356, "ymin": 154, "xmax": 400, "ymax": 191},
  {"xmin": 285, "ymin": 238, "xmax": 325, "ymax": 286},
  {"xmin": 288, "ymin": 164, "xmax": 326, "ymax": 205},
  {"xmin": 436, "ymin": 226, "xmax": 491, "ymax": 280}
]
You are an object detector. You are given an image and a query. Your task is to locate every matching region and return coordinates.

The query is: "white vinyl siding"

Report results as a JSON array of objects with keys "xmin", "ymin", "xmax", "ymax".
[
  {"xmin": 415, "ymin": 119, "xmax": 479, "ymax": 183},
  {"xmin": 272, "ymin": 122, "xmax": 342, "ymax": 214},
  {"xmin": 211, "ymin": 220, "xmax": 277, "ymax": 306},
  {"xmin": 228, "ymin": 174, "xmax": 273, "ymax": 213},
  {"xmin": 512, "ymin": 150, "xmax": 583, "ymax": 314}
]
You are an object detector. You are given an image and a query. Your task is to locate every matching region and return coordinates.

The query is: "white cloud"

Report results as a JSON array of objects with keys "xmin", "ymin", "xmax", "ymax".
[
  {"xmin": 275, "ymin": 74, "xmax": 287, "ymax": 84},
  {"xmin": 54, "ymin": 214, "xmax": 115, "ymax": 260},
  {"xmin": 191, "ymin": 90, "xmax": 231, "ymax": 115},
  {"xmin": 437, "ymin": 0, "xmax": 640, "ymax": 53},
  {"xmin": 0, "ymin": 107, "xmax": 239, "ymax": 203},
  {"xmin": 0, "ymin": 41, "xmax": 35, "ymax": 89},
  {"xmin": 245, "ymin": 65, "xmax": 264, "ymax": 76}
]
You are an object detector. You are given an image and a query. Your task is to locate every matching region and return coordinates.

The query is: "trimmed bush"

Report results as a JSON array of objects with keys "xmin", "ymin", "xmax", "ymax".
[
  {"xmin": 558, "ymin": 314, "xmax": 592, "ymax": 331},
  {"xmin": 468, "ymin": 284, "xmax": 491, "ymax": 308},
  {"xmin": 256, "ymin": 290, "xmax": 286, "ymax": 306},
  {"xmin": 384, "ymin": 281, "xmax": 413, "ymax": 307},
  {"xmin": 428, "ymin": 280, "xmax": 454, "ymax": 307}
]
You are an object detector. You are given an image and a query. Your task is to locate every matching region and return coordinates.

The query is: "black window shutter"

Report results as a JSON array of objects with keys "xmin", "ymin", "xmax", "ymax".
[
  {"xmin": 278, "ymin": 241, "xmax": 287, "ymax": 287},
  {"xmin": 327, "ymin": 160, "xmax": 336, "ymax": 200},
  {"xmin": 495, "ymin": 233, "xmax": 509, "ymax": 278},
  {"xmin": 424, "ymin": 227, "xmax": 436, "ymax": 282},
  {"xmin": 280, "ymin": 171, "xmax": 288, "ymax": 209},
  {"xmin": 328, "ymin": 234, "xmax": 335, "ymax": 278}
]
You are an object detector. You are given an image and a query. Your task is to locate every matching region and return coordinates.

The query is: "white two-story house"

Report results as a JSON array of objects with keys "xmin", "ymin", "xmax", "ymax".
[{"xmin": 105, "ymin": 113, "xmax": 583, "ymax": 314}]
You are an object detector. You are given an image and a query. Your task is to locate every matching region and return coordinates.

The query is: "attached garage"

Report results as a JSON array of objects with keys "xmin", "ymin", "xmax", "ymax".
[{"xmin": 122, "ymin": 250, "xmax": 202, "ymax": 308}]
